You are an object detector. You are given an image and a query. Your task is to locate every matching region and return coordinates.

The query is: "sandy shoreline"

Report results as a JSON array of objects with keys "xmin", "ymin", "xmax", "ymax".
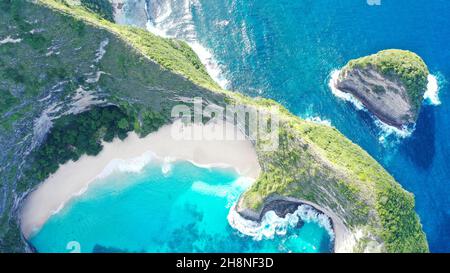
[{"xmin": 20, "ymin": 121, "xmax": 261, "ymax": 238}]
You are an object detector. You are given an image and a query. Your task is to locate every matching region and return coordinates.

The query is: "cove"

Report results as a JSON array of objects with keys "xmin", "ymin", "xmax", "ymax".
[{"xmin": 29, "ymin": 160, "xmax": 333, "ymax": 253}]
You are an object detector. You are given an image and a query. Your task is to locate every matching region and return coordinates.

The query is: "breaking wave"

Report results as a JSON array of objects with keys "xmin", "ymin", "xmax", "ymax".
[
  {"xmin": 97, "ymin": 151, "xmax": 156, "ymax": 179},
  {"xmin": 227, "ymin": 204, "xmax": 335, "ymax": 241},
  {"xmin": 328, "ymin": 69, "xmax": 438, "ymax": 141},
  {"xmin": 424, "ymin": 74, "xmax": 441, "ymax": 106},
  {"xmin": 192, "ymin": 176, "xmax": 254, "ymax": 207},
  {"xmin": 374, "ymin": 119, "xmax": 413, "ymax": 144},
  {"xmin": 328, "ymin": 70, "xmax": 365, "ymax": 110},
  {"xmin": 304, "ymin": 116, "xmax": 332, "ymax": 126},
  {"xmin": 191, "ymin": 181, "xmax": 229, "ymax": 198},
  {"xmin": 144, "ymin": 0, "xmax": 229, "ymax": 88}
]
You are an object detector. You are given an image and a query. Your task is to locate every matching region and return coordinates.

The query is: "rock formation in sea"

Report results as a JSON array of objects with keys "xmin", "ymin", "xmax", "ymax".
[
  {"xmin": 334, "ymin": 49, "xmax": 429, "ymax": 129},
  {"xmin": 0, "ymin": 0, "xmax": 428, "ymax": 253}
]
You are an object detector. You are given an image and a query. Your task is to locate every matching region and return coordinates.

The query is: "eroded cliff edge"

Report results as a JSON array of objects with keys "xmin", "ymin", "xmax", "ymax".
[
  {"xmin": 0, "ymin": 0, "xmax": 428, "ymax": 253},
  {"xmin": 334, "ymin": 49, "xmax": 429, "ymax": 129}
]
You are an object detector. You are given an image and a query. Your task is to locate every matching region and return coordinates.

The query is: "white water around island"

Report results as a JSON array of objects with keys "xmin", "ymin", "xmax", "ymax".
[
  {"xmin": 328, "ymin": 70, "xmax": 366, "ymax": 111},
  {"xmin": 328, "ymin": 70, "xmax": 441, "ymax": 141},
  {"xmin": 424, "ymin": 74, "xmax": 441, "ymax": 106}
]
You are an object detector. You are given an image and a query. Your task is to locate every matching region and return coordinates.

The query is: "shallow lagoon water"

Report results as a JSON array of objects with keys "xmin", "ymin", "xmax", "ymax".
[{"xmin": 30, "ymin": 161, "xmax": 333, "ymax": 253}]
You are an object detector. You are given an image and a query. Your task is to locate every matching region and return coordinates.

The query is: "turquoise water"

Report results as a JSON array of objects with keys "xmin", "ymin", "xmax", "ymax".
[
  {"xmin": 31, "ymin": 0, "xmax": 450, "ymax": 253},
  {"xmin": 30, "ymin": 160, "xmax": 333, "ymax": 253},
  {"xmin": 175, "ymin": 0, "xmax": 450, "ymax": 252}
]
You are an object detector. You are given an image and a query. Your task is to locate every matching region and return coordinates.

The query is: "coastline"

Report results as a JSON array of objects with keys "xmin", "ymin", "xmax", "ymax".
[
  {"xmin": 0, "ymin": 0, "xmax": 431, "ymax": 253},
  {"xmin": 20, "ymin": 120, "xmax": 261, "ymax": 239},
  {"xmin": 329, "ymin": 69, "xmax": 440, "ymax": 138},
  {"xmin": 235, "ymin": 195, "xmax": 355, "ymax": 253}
]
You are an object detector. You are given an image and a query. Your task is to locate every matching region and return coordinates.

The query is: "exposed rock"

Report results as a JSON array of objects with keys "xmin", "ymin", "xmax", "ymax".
[
  {"xmin": 334, "ymin": 50, "xmax": 429, "ymax": 129},
  {"xmin": 236, "ymin": 195, "xmax": 359, "ymax": 253}
]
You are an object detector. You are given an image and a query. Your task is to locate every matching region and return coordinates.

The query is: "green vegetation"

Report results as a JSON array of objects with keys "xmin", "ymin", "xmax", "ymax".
[
  {"xmin": 80, "ymin": 0, "xmax": 114, "ymax": 22},
  {"xmin": 345, "ymin": 49, "xmax": 429, "ymax": 110},
  {"xmin": 0, "ymin": 90, "xmax": 19, "ymax": 115},
  {"xmin": 21, "ymin": 106, "xmax": 134, "ymax": 188},
  {"xmin": 39, "ymin": 0, "xmax": 221, "ymax": 92},
  {"xmin": 296, "ymin": 120, "xmax": 428, "ymax": 252},
  {"xmin": 241, "ymin": 112, "xmax": 429, "ymax": 252},
  {"xmin": 34, "ymin": 0, "xmax": 428, "ymax": 252},
  {"xmin": 19, "ymin": 104, "xmax": 170, "ymax": 193},
  {"xmin": 376, "ymin": 182, "xmax": 429, "ymax": 253},
  {"xmin": 140, "ymin": 111, "xmax": 167, "ymax": 136},
  {"xmin": 0, "ymin": 0, "xmax": 428, "ymax": 253}
]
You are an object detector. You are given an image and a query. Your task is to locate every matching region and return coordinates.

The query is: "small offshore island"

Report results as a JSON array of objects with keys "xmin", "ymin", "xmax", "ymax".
[
  {"xmin": 0, "ymin": 0, "xmax": 430, "ymax": 253},
  {"xmin": 332, "ymin": 49, "xmax": 430, "ymax": 129}
]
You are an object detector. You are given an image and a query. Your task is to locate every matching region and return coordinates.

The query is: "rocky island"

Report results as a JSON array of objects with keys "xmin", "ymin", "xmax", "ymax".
[
  {"xmin": 0, "ymin": 0, "xmax": 428, "ymax": 253},
  {"xmin": 334, "ymin": 50, "xmax": 429, "ymax": 129}
]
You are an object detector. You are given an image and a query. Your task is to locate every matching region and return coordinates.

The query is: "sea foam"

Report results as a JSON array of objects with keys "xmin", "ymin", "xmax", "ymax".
[
  {"xmin": 328, "ymin": 70, "xmax": 365, "ymax": 110},
  {"xmin": 227, "ymin": 204, "xmax": 335, "ymax": 241},
  {"xmin": 424, "ymin": 74, "xmax": 441, "ymax": 106},
  {"xmin": 188, "ymin": 42, "xmax": 229, "ymax": 88},
  {"xmin": 372, "ymin": 74, "xmax": 441, "ymax": 141},
  {"xmin": 192, "ymin": 176, "xmax": 254, "ymax": 208},
  {"xmin": 304, "ymin": 116, "xmax": 332, "ymax": 126},
  {"xmin": 144, "ymin": 0, "xmax": 229, "ymax": 89},
  {"xmin": 374, "ymin": 119, "xmax": 413, "ymax": 142},
  {"xmin": 96, "ymin": 151, "xmax": 156, "ymax": 179},
  {"xmin": 191, "ymin": 181, "xmax": 229, "ymax": 198},
  {"xmin": 328, "ymin": 69, "xmax": 439, "ymax": 140}
]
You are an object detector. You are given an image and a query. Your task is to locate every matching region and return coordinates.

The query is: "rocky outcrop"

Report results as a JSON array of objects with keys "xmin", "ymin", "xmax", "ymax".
[
  {"xmin": 336, "ymin": 66, "xmax": 416, "ymax": 128},
  {"xmin": 334, "ymin": 50, "xmax": 429, "ymax": 129},
  {"xmin": 236, "ymin": 195, "xmax": 358, "ymax": 253}
]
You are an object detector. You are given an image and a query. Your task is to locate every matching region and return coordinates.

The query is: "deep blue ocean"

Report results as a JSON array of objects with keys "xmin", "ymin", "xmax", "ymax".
[{"xmin": 185, "ymin": 0, "xmax": 450, "ymax": 252}]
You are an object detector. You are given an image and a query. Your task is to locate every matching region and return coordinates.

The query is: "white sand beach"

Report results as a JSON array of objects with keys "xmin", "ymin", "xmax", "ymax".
[{"xmin": 20, "ymin": 121, "xmax": 261, "ymax": 238}]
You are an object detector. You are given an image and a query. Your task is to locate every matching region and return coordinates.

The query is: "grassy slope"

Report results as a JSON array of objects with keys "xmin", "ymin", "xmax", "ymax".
[
  {"xmin": 39, "ymin": 0, "xmax": 221, "ymax": 92},
  {"xmin": 345, "ymin": 49, "xmax": 429, "ymax": 110},
  {"xmin": 1, "ymin": 0, "xmax": 427, "ymax": 253}
]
